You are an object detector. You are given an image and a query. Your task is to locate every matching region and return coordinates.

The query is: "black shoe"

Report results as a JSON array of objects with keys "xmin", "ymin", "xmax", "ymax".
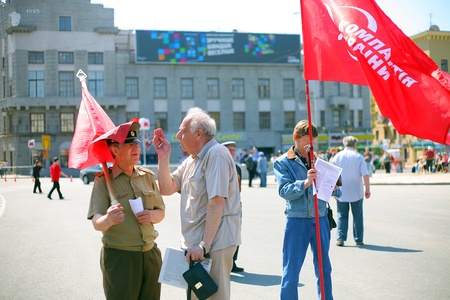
[
  {"xmin": 33, "ymin": 192, "xmax": 37, "ymax": 194},
  {"xmin": 59, "ymin": 197, "xmax": 64, "ymax": 200},
  {"xmin": 232, "ymin": 265, "xmax": 244, "ymax": 272},
  {"xmin": 47, "ymin": 196, "xmax": 52, "ymax": 200}
]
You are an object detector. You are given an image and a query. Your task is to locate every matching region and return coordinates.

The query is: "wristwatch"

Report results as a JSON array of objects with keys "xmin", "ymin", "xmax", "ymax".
[{"xmin": 199, "ymin": 241, "xmax": 211, "ymax": 254}]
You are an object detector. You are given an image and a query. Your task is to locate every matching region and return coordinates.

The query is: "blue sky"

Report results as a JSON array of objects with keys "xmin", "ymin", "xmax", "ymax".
[{"xmin": 94, "ymin": 0, "xmax": 450, "ymax": 36}]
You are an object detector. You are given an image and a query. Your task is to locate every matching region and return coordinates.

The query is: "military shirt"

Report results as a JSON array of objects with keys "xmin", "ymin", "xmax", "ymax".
[{"xmin": 87, "ymin": 164, "xmax": 165, "ymax": 252}]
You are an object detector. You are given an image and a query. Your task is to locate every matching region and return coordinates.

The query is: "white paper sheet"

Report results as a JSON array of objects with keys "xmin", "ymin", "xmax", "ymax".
[
  {"xmin": 158, "ymin": 247, "xmax": 213, "ymax": 289},
  {"xmin": 128, "ymin": 197, "xmax": 144, "ymax": 215},
  {"xmin": 314, "ymin": 159, "xmax": 342, "ymax": 202}
]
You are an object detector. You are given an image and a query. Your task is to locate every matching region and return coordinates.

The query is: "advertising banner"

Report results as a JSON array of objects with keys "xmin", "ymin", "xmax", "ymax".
[{"xmin": 136, "ymin": 30, "xmax": 301, "ymax": 65}]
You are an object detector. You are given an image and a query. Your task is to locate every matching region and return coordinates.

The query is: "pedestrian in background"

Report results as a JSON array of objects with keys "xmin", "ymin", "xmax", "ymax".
[
  {"xmin": 33, "ymin": 159, "xmax": 43, "ymax": 194},
  {"xmin": 364, "ymin": 147, "xmax": 373, "ymax": 177},
  {"xmin": 47, "ymin": 157, "xmax": 68, "ymax": 200},
  {"xmin": 383, "ymin": 153, "xmax": 392, "ymax": 173},
  {"xmin": 331, "ymin": 136, "xmax": 371, "ymax": 247},
  {"xmin": 222, "ymin": 141, "xmax": 244, "ymax": 273},
  {"xmin": 88, "ymin": 120, "xmax": 165, "ymax": 300},
  {"xmin": 256, "ymin": 151, "xmax": 268, "ymax": 187},
  {"xmin": 153, "ymin": 107, "xmax": 241, "ymax": 300},
  {"xmin": 244, "ymin": 154, "xmax": 256, "ymax": 187},
  {"xmin": 274, "ymin": 120, "xmax": 340, "ymax": 300},
  {"xmin": 425, "ymin": 146, "xmax": 435, "ymax": 172},
  {"xmin": 239, "ymin": 149, "xmax": 248, "ymax": 163}
]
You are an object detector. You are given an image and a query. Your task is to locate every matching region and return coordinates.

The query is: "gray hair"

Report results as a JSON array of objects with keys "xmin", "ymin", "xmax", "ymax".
[
  {"xmin": 185, "ymin": 107, "xmax": 216, "ymax": 136},
  {"xmin": 343, "ymin": 136, "xmax": 358, "ymax": 147}
]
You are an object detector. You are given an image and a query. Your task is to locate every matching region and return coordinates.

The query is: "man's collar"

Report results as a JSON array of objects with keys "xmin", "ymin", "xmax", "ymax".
[{"xmin": 196, "ymin": 138, "xmax": 218, "ymax": 159}]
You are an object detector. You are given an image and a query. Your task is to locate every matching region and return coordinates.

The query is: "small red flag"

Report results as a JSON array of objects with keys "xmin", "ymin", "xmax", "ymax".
[
  {"xmin": 68, "ymin": 86, "xmax": 115, "ymax": 169},
  {"xmin": 301, "ymin": 0, "xmax": 450, "ymax": 145}
]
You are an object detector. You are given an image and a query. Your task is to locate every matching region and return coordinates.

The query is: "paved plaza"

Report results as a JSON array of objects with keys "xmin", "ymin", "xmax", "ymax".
[{"xmin": 0, "ymin": 171, "xmax": 449, "ymax": 299}]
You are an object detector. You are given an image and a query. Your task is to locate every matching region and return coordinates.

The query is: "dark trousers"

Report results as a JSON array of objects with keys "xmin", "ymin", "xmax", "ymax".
[
  {"xmin": 33, "ymin": 178, "xmax": 42, "ymax": 193},
  {"xmin": 101, "ymin": 246, "xmax": 162, "ymax": 300},
  {"xmin": 48, "ymin": 181, "xmax": 63, "ymax": 198},
  {"xmin": 248, "ymin": 170, "xmax": 256, "ymax": 187}
]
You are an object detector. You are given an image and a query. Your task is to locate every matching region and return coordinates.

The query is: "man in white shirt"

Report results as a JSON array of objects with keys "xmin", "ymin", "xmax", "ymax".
[{"xmin": 331, "ymin": 136, "xmax": 371, "ymax": 247}]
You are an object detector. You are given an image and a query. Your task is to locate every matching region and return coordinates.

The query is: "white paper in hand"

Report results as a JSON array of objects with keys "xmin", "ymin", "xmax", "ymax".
[{"xmin": 129, "ymin": 197, "xmax": 144, "ymax": 215}]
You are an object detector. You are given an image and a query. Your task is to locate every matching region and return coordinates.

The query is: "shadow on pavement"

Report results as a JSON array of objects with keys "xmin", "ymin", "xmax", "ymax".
[
  {"xmin": 356, "ymin": 244, "xmax": 422, "ymax": 253},
  {"xmin": 231, "ymin": 272, "xmax": 281, "ymax": 286}
]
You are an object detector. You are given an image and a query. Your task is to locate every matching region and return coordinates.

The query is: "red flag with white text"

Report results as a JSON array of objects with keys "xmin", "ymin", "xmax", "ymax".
[
  {"xmin": 301, "ymin": 0, "xmax": 450, "ymax": 145},
  {"xmin": 68, "ymin": 86, "xmax": 116, "ymax": 169}
]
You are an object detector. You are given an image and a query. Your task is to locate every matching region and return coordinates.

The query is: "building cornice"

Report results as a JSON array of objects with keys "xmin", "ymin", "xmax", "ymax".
[
  {"xmin": 410, "ymin": 30, "xmax": 450, "ymax": 43},
  {"xmin": 95, "ymin": 27, "xmax": 120, "ymax": 35},
  {"xmin": 5, "ymin": 25, "xmax": 36, "ymax": 34}
]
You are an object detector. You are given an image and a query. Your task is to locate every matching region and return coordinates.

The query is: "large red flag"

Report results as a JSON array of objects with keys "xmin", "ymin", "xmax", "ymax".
[
  {"xmin": 68, "ymin": 85, "xmax": 115, "ymax": 169},
  {"xmin": 301, "ymin": 0, "xmax": 450, "ymax": 145}
]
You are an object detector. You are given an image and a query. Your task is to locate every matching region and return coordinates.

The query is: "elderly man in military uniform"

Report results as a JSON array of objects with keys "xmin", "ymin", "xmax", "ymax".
[{"xmin": 87, "ymin": 120, "xmax": 165, "ymax": 300}]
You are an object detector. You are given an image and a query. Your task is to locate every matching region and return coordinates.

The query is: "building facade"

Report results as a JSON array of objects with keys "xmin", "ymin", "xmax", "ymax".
[{"xmin": 0, "ymin": 0, "xmax": 371, "ymax": 175}]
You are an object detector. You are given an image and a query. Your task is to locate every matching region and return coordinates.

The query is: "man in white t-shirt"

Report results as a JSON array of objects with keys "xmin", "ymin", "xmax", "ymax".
[{"xmin": 331, "ymin": 136, "xmax": 371, "ymax": 247}]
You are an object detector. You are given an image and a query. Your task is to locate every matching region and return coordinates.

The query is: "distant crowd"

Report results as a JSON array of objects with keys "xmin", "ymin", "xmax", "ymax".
[
  {"xmin": 233, "ymin": 145, "xmax": 449, "ymax": 176},
  {"xmin": 413, "ymin": 146, "xmax": 448, "ymax": 173}
]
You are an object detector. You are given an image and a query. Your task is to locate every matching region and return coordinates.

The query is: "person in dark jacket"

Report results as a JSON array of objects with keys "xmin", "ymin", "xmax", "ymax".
[{"xmin": 33, "ymin": 159, "xmax": 42, "ymax": 194}]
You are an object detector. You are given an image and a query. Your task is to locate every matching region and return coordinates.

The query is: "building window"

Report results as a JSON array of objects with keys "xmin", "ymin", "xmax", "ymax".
[
  {"xmin": 332, "ymin": 110, "xmax": 341, "ymax": 128},
  {"xmin": 30, "ymin": 113, "xmax": 45, "ymax": 133},
  {"xmin": 207, "ymin": 78, "xmax": 219, "ymax": 99},
  {"xmin": 181, "ymin": 78, "xmax": 194, "ymax": 99},
  {"xmin": 258, "ymin": 79, "xmax": 270, "ymax": 98},
  {"xmin": 442, "ymin": 59, "xmax": 448, "ymax": 72},
  {"xmin": 126, "ymin": 112, "xmax": 139, "ymax": 120},
  {"xmin": 88, "ymin": 71, "xmax": 104, "ymax": 97},
  {"xmin": 259, "ymin": 111, "xmax": 271, "ymax": 129},
  {"xmin": 58, "ymin": 52, "xmax": 74, "ymax": 64},
  {"xmin": 232, "ymin": 79, "xmax": 245, "ymax": 99},
  {"xmin": 319, "ymin": 110, "xmax": 325, "ymax": 128},
  {"xmin": 333, "ymin": 82, "xmax": 340, "ymax": 96},
  {"xmin": 317, "ymin": 81, "xmax": 324, "ymax": 98},
  {"xmin": 284, "ymin": 111, "xmax": 295, "ymax": 129},
  {"xmin": 125, "ymin": 77, "xmax": 139, "ymax": 99},
  {"xmin": 154, "ymin": 112, "xmax": 168, "ymax": 131},
  {"xmin": 59, "ymin": 16, "xmax": 71, "ymax": 31},
  {"xmin": 60, "ymin": 113, "xmax": 74, "ymax": 132},
  {"xmin": 358, "ymin": 110, "xmax": 363, "ymax": 127},
  {"xmin": 88, "ymin": 52, "xmax": 103, "ymax": 64},
  {"xmin": 209, "ymin": 112, "xmax": 220, "ymax": 130},
  {"xmin": 59, "ymin": 71, "xmax": 74, "ymax": 97},
  {"xmin": 28, "ymin": 71, "xmax": 45, "ymax": 97},
  {"xmin": 349, "ymin": 110, "xmax": 354, "ymax": 127},
  {"xmin": 28, "ymin": 52, "xmax": 44, "ymax": 64},
  {"xmin": 154, "ymin": 78, "xmax": 167, "ymax": 98},
  {"xmin": 233, "ymin": 112, "xmax": 245, "ymax": 130},
  {"xmin": 353, "ymin": 85, "xmax": 362, "ymax": 97},
  {"xmin": 283, "ymin": 79, "xmax": 295, "ymax": 99}
]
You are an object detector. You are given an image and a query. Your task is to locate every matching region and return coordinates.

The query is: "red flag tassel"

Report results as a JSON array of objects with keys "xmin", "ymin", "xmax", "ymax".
[{"xmin": 305, "ymin": 80, "xmax": 325, "ymax": 300}]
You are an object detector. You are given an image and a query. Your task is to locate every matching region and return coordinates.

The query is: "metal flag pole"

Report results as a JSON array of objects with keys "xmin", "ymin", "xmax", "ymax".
[
  {"xmin": 305, "ymin": 79, "xmax": 326, "ymax": 300},
  {"xmin": 76, "ymin": 69, "xmax": 118, "ymax": 205}
]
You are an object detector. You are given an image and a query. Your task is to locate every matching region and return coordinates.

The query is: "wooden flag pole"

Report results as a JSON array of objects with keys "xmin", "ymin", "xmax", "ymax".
[{"xmin": 305, "ymin": 80, "xmax": 325, "ymax": 300}]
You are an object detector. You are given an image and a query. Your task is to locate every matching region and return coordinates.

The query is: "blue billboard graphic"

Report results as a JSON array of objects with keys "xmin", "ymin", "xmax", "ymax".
[{"xmin": 136, "ymin": 30, "xmax": 301, "ymax": 65}]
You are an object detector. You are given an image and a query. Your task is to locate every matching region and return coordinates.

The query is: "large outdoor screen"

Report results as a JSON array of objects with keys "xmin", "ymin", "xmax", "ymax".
[{"xmin": 135, "ymin": 30, "xmax": 301, "ymax": 65}]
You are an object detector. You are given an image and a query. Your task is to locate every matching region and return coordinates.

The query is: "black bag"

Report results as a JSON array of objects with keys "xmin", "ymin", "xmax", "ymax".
[
  {"xmin": 327, "ymin": 203, "xmax": 337, "ymax": 230},
  {"xmin": 183, "ymin": 261, "xmax": 218, "ymax": 300}
]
